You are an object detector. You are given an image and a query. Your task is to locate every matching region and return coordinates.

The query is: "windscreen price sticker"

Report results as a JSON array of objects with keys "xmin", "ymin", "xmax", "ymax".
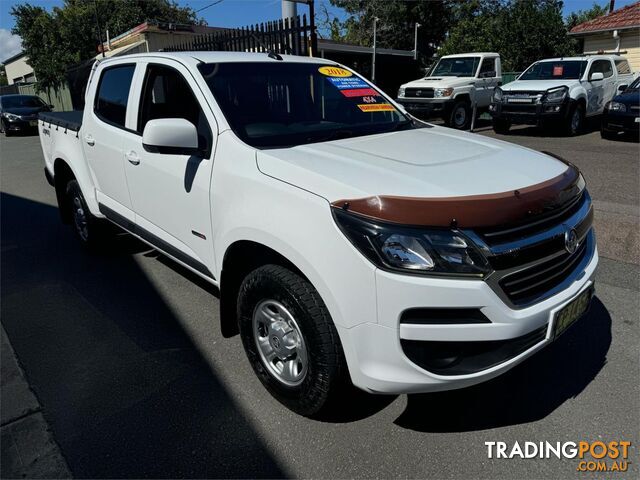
[
  {"xmin": 357, "ymin": 103, "xmax": 395, "ymax": 112},
  {"xmin": 318, "ymin": 66, "xmax": 352, "ymax": 77}
]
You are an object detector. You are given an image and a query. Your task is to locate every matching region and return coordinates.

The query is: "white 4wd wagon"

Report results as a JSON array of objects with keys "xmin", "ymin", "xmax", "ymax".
[
  {"xmin": 39, "ymin": 52, "xmax": 597, "ymax": 416},
  {"xmin": 490, "ymin": 55, "xmax": 635, "ymax": 135}
]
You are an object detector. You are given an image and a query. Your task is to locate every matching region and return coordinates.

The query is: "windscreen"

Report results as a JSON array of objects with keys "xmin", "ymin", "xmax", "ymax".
[
  {"xmin": 1, "ymin": 95, "xmax": 46, "ymax": 108},
  {"xmin": 197, "ymin": 62, "xmax": 414, "ymax": 148},
  {"xmin": 628, "ymin": 76, "xmax": 640, "ymax": 90},
  {"xmin": 519, "ymin": 61, "xmax": 587, "ymax": 80},
  {"xmin": 430, "ymin": 57, "xmax": 480, "ymax": 77}
]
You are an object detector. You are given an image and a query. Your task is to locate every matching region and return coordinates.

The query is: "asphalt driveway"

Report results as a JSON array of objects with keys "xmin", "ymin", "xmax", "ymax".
[{"xmin": 1, "ymin": 127, "xmax": 638, "ymax": 479}]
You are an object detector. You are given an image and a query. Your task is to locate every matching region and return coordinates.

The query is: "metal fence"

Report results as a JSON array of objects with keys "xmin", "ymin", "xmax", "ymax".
[
  {"xmin": 16, "ymin": 83, "xmax": 74, "ymax": 111},
  {"xmin": 164, "ymin": 14, "xmax": 317, "ymax": 57},
  {"xmin": 502, "ymin": 72, "xmax": 522, "ymax": 85}
]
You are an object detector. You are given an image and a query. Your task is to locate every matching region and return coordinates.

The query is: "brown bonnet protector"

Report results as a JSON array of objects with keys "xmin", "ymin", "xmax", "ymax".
[{"xmin": 331, "ymin": 163, "xmax": 584, "ymax": 229}]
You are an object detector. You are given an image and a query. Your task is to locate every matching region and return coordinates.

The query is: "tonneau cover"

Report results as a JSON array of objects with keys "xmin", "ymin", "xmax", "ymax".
[{"xmin": 39, "ymin": 111, "xmax": 82, "ymax": 132}]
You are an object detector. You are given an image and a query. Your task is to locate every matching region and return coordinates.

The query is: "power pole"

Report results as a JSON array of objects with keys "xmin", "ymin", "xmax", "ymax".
[
  {"xmin": 413, "ymin": 23, "xmax": 421, "ymax": 61},
  {"xmin": 372, "ymin": 17, "xmax": 379, "ymax": 82}
]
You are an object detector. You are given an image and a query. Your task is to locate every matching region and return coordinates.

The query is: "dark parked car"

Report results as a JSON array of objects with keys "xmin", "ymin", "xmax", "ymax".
[
  {"xmin": 0, "ymin": 94, "xmax": 52, "ymax": 136},
  {"xmin": 601, "ymin": 76, "xmax": 640, "ymax": 140}
]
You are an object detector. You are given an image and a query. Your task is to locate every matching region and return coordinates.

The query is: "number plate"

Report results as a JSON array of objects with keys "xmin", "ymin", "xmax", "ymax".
[
  {"xmin": 634, "ymin": 117, "xmax": 639, "ymax": 123},
  {"xmin": 553, "ymin": 286, "xmax": 594, "ymax": 339}
]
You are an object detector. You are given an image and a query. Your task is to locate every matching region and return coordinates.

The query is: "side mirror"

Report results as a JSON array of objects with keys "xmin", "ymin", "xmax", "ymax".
[
  {"xmin": 142, "ymin": 118, "xmax": 199, "ymax": 155},
  {"xmin": 590, "ymin": 72, "xmax": 604, "ymax": 82},
  {"xmin": 480, "ymin": 70, "xmax": 496, "ymax": 79},
  {"xmin": 48, "ymin": 104, "xmax": 54, "ymax": 110},
  {"xmin": 617, "ymin": 84, "xmax": 628, "ymax": 92}
]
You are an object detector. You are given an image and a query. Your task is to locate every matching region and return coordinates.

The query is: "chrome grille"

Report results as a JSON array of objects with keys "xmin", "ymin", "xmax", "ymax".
[
  {"xmin": 405, "ymin": 88, "xmax": 434, "ymax": 98},
  {"xmin": 468, "ymin": 192, "xmax": 595, "ymax": 308}
]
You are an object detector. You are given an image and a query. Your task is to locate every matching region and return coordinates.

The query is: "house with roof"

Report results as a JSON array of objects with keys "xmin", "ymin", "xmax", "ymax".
[{"xmin": 570, "ymin": 1, "xmax": 640, "ymax": 71}]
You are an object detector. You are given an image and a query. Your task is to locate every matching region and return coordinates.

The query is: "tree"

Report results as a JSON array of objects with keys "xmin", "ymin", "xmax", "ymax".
[
  {"xmin": 12, "ymin": 0, "xmax": 202, "ymax": 92},
  {"xmin": 566, "ymin": 2, "xmax": 608, "ymax": 31},
  {"xmin": 329, "ymin": 0, "xmax": 453, "ymax": 60},
  {"xmin": 440, "ymin": 0, "xmax": 577, "ymax": 72}
]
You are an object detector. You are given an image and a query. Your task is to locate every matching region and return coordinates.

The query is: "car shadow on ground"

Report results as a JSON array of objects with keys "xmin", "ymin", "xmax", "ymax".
[
  {"xmin": 1, "ymin": 192, "xmax": 288, "ymax": 479},
  {"xmin": 394, "ymin": 297, "xmax": 611, "ymax": 433}
]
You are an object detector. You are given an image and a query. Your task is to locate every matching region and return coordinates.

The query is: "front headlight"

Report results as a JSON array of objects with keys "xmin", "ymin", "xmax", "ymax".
[
  {"xmin": 434, "ymin": 88, "xmax": 454, "ymax": 98},
  {"xmin": 543, "ymin": 86, "xmax": 568, "ymax": 103},
  {"xmin": 492, "ymin": 87, "xmax": 503, "ymax": 102},
  {"xmin": 333, "ymin": 208, "xmax": 491, "ymax": 277},
  {"xmin": 3, "ymin": 113, "xmax": 20, "ymax": 121},
  {"xmin": 605, "ymin": 101, "xmax": 626, "ymax": 112},
  {"xmin": 397, "ymin": 87, "xmax": 406, "ymax": 98}
]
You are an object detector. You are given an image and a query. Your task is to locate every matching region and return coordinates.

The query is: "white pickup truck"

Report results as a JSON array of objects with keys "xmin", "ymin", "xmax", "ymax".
[
  {"xmin": 490, "ymin": 55, "xmax": 635, "ymax": 135},
  {"xmin": 39, "ymin": 52, "xmax": 597, "ymax": 417},
  {"xmin": 396, "ymin": 52, "xmax": 502, "ymax": 129}
]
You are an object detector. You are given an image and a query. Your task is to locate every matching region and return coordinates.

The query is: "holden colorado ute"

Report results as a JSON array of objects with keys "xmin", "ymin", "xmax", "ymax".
[
  {"xmin": 396, "ymin": 52, "xmax": 502, "ymax": 130},
  {"xmin": 38, "ymin": 52, "xmax": 598, "ymax": 416},
  {"xmin": 490, "ymin": 55, "xmax": 635, "ymax": 135}
]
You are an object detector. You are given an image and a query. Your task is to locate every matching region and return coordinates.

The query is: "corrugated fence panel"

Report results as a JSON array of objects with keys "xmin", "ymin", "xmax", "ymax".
[{"xmin": 17, "ymin": 82, "xmax": 74, "ymax": 111}]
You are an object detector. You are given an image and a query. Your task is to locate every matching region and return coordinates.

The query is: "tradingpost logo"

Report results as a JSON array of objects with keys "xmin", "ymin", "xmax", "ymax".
[{"xmin": 485, "ymin": 441, "xmax": 632, "ymax": 472}]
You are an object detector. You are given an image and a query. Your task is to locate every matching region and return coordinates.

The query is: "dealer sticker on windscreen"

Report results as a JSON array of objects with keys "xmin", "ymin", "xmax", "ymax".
[{"xmin": 318, "ymin": 66, "xmax": 397, "ymax": 113}]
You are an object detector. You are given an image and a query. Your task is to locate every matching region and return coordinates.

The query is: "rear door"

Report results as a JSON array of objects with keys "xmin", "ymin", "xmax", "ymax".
[
  {"xmin": 83, "ymin": 62, "xmax": 138, "ymax": 222},
  {"xmin": 121, "ymin": 59, "xmax": 217, "ymax": 279}
]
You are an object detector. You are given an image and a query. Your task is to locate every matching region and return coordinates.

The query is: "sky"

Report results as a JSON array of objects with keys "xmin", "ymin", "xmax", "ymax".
[{"xmin": 1, "ymin": 0, "xmax": 638, "ymax": 62}]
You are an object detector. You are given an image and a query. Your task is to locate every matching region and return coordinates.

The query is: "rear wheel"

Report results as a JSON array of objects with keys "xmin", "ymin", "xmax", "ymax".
[
  {"xmin": 446, "ymin": 100, "xmax": 471, "ymax": 130},
  {"xmin": 492, "ymin": 118, "xmax": 511, "ymax": 134},
  {"xmin": 65, "ymin": 180, "xmax": 108, "ymax": 249},
  {"xmin": 237, "ymin": 264, "xmax": 349, "ymax": 416}
]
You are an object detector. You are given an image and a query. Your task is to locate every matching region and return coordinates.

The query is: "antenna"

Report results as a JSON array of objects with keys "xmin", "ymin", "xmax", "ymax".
[{"xmin": 251, "ymin": 33, "xmax": 284, "ymax": 60}]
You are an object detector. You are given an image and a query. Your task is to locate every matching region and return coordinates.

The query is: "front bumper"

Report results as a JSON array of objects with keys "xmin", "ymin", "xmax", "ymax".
[
  {"xmin": 602, "ymin": 111, "xmax": 640, "ymax": 134},
  {"xmin": 340, "ymin": 239, "xmax": 598, "ymax": 395},
  {"xmin": 396, "ymin": 97, "xmax": 454, "ymax": 116},
  {"xmin": 3, "ymin": 116, "xmax": 39, "ymax": 131},
  {"xmin": 489, "ymin": 99, "xmax": 571, "ymax": 125}
]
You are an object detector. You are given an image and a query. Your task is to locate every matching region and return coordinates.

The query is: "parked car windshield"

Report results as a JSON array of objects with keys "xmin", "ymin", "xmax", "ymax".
[
  {"xmin": 519, "ymin": 60, "xmax": 588, "ymax": 80},
  {"xmin": 430, "ymin": 57, "xmax": 480, "ymax": 77},
  {"xmin": 197, "ymin": 62, "xmax": 415, "ymax": 148},
  {"xmin": 0, "ymin": 95, "xmax": 47, "ymax": 109}
]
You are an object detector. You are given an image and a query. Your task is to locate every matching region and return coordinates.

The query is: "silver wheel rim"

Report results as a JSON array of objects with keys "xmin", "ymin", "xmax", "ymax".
[
  {"xmin": 454, "ymin": 106, "xmax": 467, "ymax": 127},
  {"xmin": 72, "ymin": 196, "xmax": 89, "ymax": 242},
  {"xmin": 252, "ymin": 299, "xmax": 308, "ymax": 387},
  {"xmin": 571, "ymin": 109, "xmax": 580, "ymax": 132}
]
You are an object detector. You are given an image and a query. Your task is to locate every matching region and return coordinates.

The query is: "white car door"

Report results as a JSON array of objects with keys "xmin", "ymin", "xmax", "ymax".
[
  {"xmin": 601, "ymin": 59, "xmax": 617, "ymax": 107},
  {"xmin": 120, "ymin": 59, "xmax": 218, "ymax": 279},
  {"xmin": 586, "ymin": 60, "xmax": 610, "ymax": 115},
  {"xmin": 83, "ymin": 62, "xmax": 139, "ymax": 222},
  {"xmin": 474, "ymin": 57, "xmax": 498, "ymax": 107}
]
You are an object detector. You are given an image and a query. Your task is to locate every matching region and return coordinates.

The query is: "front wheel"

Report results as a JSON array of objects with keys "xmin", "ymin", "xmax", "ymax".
[
  {"xmin": 446, "ymin": 101, "xmax": 471, "ymax": 130},
  {"xmin": 237, "ymin": 264, "xmax": 349, "ymax": 416},
  {"xmin": 492, "ymin": 118, "xmax": 511, "ymax": 134},
  {"xmin": 565, "ymin": 103, "xmax": 584, "ymax": 136}
]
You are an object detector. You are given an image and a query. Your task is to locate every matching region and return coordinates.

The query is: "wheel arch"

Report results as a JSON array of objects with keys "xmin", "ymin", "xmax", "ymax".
[
  {"xmin": 53, "ymin": 158, "xmax": 76, "ymax": 223},
  {"xmin": 219, "ymin": 239, "xmax": 310, "ymax": 338}
]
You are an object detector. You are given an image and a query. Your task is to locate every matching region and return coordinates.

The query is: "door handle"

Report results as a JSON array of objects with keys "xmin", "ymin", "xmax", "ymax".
[
  {"xmin": 126, "ymin": 150, "xmax": 140, "ymax": 165},
  {"xmin": 84, "ymin": 134, "xmax": 95, "ymax": 146}
]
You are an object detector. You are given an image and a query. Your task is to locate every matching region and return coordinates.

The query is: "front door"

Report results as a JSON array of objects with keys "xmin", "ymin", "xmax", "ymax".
[{"xmin": 122, "ymin": 60, "xmax": 218, "ymax": 279}]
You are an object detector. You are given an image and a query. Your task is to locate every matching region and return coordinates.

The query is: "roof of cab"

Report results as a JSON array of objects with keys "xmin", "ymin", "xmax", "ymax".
[
  {"xmin": 536, "ymin": 55, "xmax": 627, "ymax": 62},
  {"xmin": 441, "ymin": 52, "xmax": 499, "ymax": 58},
  {"xmin": 99, "ymin": 51, "xmax": 337, "ymax": 67}
]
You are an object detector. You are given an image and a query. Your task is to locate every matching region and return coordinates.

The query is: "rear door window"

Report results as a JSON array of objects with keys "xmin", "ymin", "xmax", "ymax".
[{"xmin": 94, "ymin": 65, "xmax": 135, "ymax": 128}]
